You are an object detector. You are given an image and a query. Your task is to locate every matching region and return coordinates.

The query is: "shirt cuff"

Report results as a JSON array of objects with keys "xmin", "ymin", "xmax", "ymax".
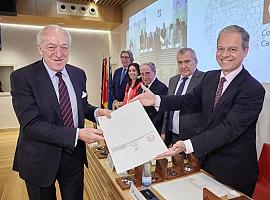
[
  {"xmin": 75, "ymin": 128, "xmax": 79, "ymax": 147},
  {"xmin": 183, "ymin": 139, "xmax": 194, "ymax": 154},
  {"xmin": 154, "ymin": 95, "xmax": 161, "ymax": 111},
  {"xmin": 94, "ymin": 108, "xmax": 99, "ymax": 123}
]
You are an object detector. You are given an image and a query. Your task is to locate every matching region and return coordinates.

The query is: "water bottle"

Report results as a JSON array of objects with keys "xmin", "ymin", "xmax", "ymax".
[{"xmin": 142, "ymin": 161, "xmax": 152, "ymax": 188}]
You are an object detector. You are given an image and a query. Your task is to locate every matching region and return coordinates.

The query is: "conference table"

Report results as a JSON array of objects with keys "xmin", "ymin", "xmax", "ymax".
[{"xmin": 84, "ymin": 144, "xmax": 250, "ymax": 200}]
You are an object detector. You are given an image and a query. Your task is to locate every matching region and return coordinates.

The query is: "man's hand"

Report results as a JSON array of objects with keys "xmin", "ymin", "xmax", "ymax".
[
  {"xmin": 160, "ymin": 133, "xmax": 166, "ymax": 141},
  {"xmin": 155, "ymin": 140, "xmax": 186, "ymax": 159},
  {"xmin": 96, "ymin": 108, "xmax": 111, "ymax": 118},
  {"xmin": 114, "ymin": 100, "xmax": 123, "ymax": 109},
  {"xmin": 131, "ymin": 84, "xmax": 157, "ymax": 106},
  {"xmin": 79, "ymin": 128, "xmax": 104, "ymax": 144}
]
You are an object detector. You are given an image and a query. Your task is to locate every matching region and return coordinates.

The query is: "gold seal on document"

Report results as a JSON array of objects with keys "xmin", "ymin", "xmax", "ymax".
[{"xmin": 147, "ymin": 134, "xmax": 155, "ymax": 142}]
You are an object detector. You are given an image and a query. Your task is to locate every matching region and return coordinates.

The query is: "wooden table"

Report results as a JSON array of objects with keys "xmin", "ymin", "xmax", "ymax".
[
  {"xmin": 84, "ymin": 144, "xmax": 134, "ymax": 200},
  {"xmin": 84, "ymin": 144, "xmax": 250, "ymax": 200}
]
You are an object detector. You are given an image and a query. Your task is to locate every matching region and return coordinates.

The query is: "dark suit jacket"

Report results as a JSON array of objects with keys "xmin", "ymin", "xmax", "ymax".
[
  {"xmin": 139, "ymin": 78, "xmax": 168, "ymax": 134},
  {"xmin": 111, "ymin": 67, "xmax": 129, "ymax": 102},
  {"xmin": 159, "ymin": 68, "xmax": 265, "ymax": 196},
  {"xmin": 11, "ymin": 60, "xmax": 97, "ymax": 187},
  {"xmin": 162, "ymin": 69, "xmax": 205, "ymax": 144}
]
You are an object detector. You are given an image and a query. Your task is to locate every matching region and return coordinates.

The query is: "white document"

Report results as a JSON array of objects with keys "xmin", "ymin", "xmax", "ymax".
[
  {"xmin": 153, "ymin": 172, "xmax": 234, "ymax": 200},
  {"xmin": 98, "ymin": 100, "xmax": 168, "ymax": 174}
]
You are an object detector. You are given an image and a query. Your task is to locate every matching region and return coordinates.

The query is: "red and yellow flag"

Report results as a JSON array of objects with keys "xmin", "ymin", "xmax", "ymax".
[{"xmin": 101, "ymin": 57, "xmax": 108, "ymax": 108}]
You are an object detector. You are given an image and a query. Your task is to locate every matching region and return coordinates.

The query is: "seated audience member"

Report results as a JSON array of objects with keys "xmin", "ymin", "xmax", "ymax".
[{"xmin": 122, "ymin": 63, "xmax": 142, "ymax": 105}]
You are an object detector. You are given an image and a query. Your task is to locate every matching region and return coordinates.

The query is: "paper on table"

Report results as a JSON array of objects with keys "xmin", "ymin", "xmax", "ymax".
[
  {"xmin": 153, "ymin": 172, "xmax": 234, "ymax": 200},
  {"xmin": 98, "ymin": 100, "xmax": 168, "ymax": 174}
]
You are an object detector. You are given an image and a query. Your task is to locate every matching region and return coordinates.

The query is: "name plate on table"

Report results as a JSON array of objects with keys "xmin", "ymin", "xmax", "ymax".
[{"xmin": 129, "ymin": 183, "xmax": 146, "ymax": 200}]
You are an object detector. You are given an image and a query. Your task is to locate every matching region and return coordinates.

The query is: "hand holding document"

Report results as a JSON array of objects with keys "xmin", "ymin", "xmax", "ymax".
[
  {"xmin": 131, "ymin": 84, "xmax": 157, "ymax": 106},
  {"xmin": 155, "ymin": 140, "xmax": 186, "ymax": 159},
  {"xmin": 98, "ymin": 100, "xmax": 168, "ymax": 174}
]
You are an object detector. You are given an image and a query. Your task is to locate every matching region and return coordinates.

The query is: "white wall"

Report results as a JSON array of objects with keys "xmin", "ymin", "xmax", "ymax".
[{"xmin": 0, "ymin": 24, "xmax": 110, "ymax": 128}]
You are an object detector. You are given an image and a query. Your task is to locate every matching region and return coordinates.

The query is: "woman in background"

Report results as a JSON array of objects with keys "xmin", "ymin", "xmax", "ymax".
[{"xmin": 122, "ymin": 63, "xmax": 142, "ymax": 105}]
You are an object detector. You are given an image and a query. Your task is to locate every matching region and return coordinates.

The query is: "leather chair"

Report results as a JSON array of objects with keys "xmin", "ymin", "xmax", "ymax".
[{"xmin": 252, "ymin": 143, "xmax": 270, "ymax": 200}]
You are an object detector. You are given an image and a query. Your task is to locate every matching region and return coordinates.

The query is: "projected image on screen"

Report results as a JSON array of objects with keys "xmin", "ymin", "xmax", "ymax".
[
  {"xmin": 188, "ymin": 0, "xmax": 270, "ymax": 83},
  {"xmin": 127, "ymin": 0, "xmax": 187, "ymax": 84},
  {"xmin": 128, "ymin": 0, "xmax": 187, "ymax": 55}
]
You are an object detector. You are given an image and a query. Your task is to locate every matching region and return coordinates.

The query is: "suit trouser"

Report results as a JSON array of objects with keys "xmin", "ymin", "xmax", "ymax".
[{"xmin": 26, "ymin": 147, "xmax": 84, "ymax": 200}]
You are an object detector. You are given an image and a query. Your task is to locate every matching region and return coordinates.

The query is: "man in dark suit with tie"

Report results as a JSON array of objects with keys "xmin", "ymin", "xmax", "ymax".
[
  {"xmin": 10, "ymin": 25, "xmax": 110, "ymax": 200},
  {"xmin": 138, "ymin": 62, "xmax": 168, "ymax": 134},
  {"xmin": 135, "ymin": 25, "xmax": 265, "ymax": 197},
  {"xmin": 161, "ymin": 48, "xmax": 204, "ymax": 146},
  {"xmin": 111, "ymin": 50, "xmax": 133, "ymax": 109}
]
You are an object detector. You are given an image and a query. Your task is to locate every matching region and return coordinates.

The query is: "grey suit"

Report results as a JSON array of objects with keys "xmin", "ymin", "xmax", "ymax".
[{"xmin": 162, "ymin": 69, "xmax": 204, "ymax": 145}]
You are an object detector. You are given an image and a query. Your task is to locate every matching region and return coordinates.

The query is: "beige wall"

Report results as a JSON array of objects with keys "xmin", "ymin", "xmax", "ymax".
[
  {"xmin": 0, "ymin": 0, "xmax": 156, "ymax": 129},
  {"xmin": 0, "ymin": 24, "xmax": 110, "ymax": 128}
]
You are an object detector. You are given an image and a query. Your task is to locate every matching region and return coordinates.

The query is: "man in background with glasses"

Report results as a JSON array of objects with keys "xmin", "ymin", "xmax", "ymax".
[{"xmin": 111, "ymin": 50, "xmax": 133, "ymax": 109}]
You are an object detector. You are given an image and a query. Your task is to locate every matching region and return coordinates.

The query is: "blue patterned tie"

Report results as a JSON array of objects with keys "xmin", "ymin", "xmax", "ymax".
[
  {"xmin": 120, "ymin": 68, "xmax": 126, "ymax": 84},
  {"xmin": 56, "ymin": 72, "xmax": 74, "ymax": 127},
  {"xmin": 168, "ymin": 77, "xmax": 188, "ymax": 132}
]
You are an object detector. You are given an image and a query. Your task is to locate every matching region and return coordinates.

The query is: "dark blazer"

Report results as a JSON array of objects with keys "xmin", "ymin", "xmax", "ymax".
[
  {"xmin": 162, "ymin": 69, "xmax": 205, "ymax": 144},
  {"xmin": 11, "ymin": 60, "xmax": 97, "ymax": 187},
  {"xmin": 139, "ymin": 78, "xmax": 168, "ymax": 134},
  {"xmin": 159, "ymin": 68, "xmax": 265, "ymax": 196},
  {"xmin": 111, "ymin": 67, "xmax": 129, "ymax": 102}
]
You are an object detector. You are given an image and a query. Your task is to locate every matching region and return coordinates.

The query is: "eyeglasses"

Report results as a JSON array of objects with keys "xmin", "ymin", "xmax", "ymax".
[{"xmin": 121, "ymin": 56, "xmax": 130, "ymax": 59}]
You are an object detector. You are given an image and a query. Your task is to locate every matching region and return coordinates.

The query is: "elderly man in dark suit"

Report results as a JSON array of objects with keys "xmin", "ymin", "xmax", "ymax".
[
  {"xmin": 111, "ymin": 50, "xmax": 133, "ymax": 109},
  {"xmin": 161, "ymin": 48, "xmax": 204, "ymax": 146},
  {"xmin": 10, "ymin": 25, "xmax": 110, "ymax": 200},
  {"xmin": 135, "ymin": 25, "xmax": 265, "ymax": 197},
  {"xmin": 138, "ymin": 62, "xmax": 168, "ymax": 134}
]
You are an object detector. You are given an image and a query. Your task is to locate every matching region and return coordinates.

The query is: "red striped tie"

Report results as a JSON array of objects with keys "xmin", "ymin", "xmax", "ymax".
[
  {"xmin": 213, "ymin": 77, "xmax": 226, "ymax": 109},
  {"xmin": 56, "ymin": 72, "xmax": 74, "ymax": 127}
]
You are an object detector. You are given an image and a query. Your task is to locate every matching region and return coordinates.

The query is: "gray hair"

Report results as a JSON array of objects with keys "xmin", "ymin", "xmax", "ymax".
[
  {"xmin": 177, "ymin": 47, "xmax": 197, "ymax": 61},
  {"xmin": 217, "ymin": 25, "xmax": 249, "ymax": 49},
  {"xmin": 140, "ymin": 62, "xmax": 156, "ymax": 73},
  {"xmin": 36, "ymin": 25, "xmax": 72, "ymax": 46},
  {"xmin": 120, "ymin": 50, "xmax": 134, "ymax": 62}
]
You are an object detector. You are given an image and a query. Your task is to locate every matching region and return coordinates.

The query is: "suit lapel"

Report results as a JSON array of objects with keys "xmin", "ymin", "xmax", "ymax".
[
  {"xmin": 207, "ymin": 68, "xmax": 247, "ymax": 126},
  {"xmin": 187, "ymin": 69, "xmax": 199, "ymax": 93},
  {"xmin": 213, "ymin": 69, "xmax": 246, "ymax": 112},
  {"xmin": 170, "ymin": 75, "xmax": 180, "ymax": 95},
  {"xmin": 35, "ymin": 61, "xmax": 62, "ymax": 119},
  {"xmin": 149, "ymin": 78, "xmax": 158, "ymax": 92},
  {"xmin": 66, "ymin": 66, "xmax": 84, "ymax": 126},
  {"xmin": 204, "ymin": 72, "xmax": 220, "ymax": 125}
]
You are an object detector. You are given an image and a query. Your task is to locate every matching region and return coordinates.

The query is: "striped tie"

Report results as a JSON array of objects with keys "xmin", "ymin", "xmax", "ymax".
[
  {"xmin": 213, "ymin": 77, "xmax": 226, "ymax": 109},
  {"xmin": 56, "ymin": 72, "xmax": 74, "ymax": 127}
]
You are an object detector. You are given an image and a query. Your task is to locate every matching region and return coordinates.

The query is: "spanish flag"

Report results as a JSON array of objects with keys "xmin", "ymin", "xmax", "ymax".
[
  {"xmin": 101, "ymin": 57, "xmax": 108, "ymax": 108},
  {"xmin": 108, "ymin": 57, "xmax": 113, "ymax": 110}
]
